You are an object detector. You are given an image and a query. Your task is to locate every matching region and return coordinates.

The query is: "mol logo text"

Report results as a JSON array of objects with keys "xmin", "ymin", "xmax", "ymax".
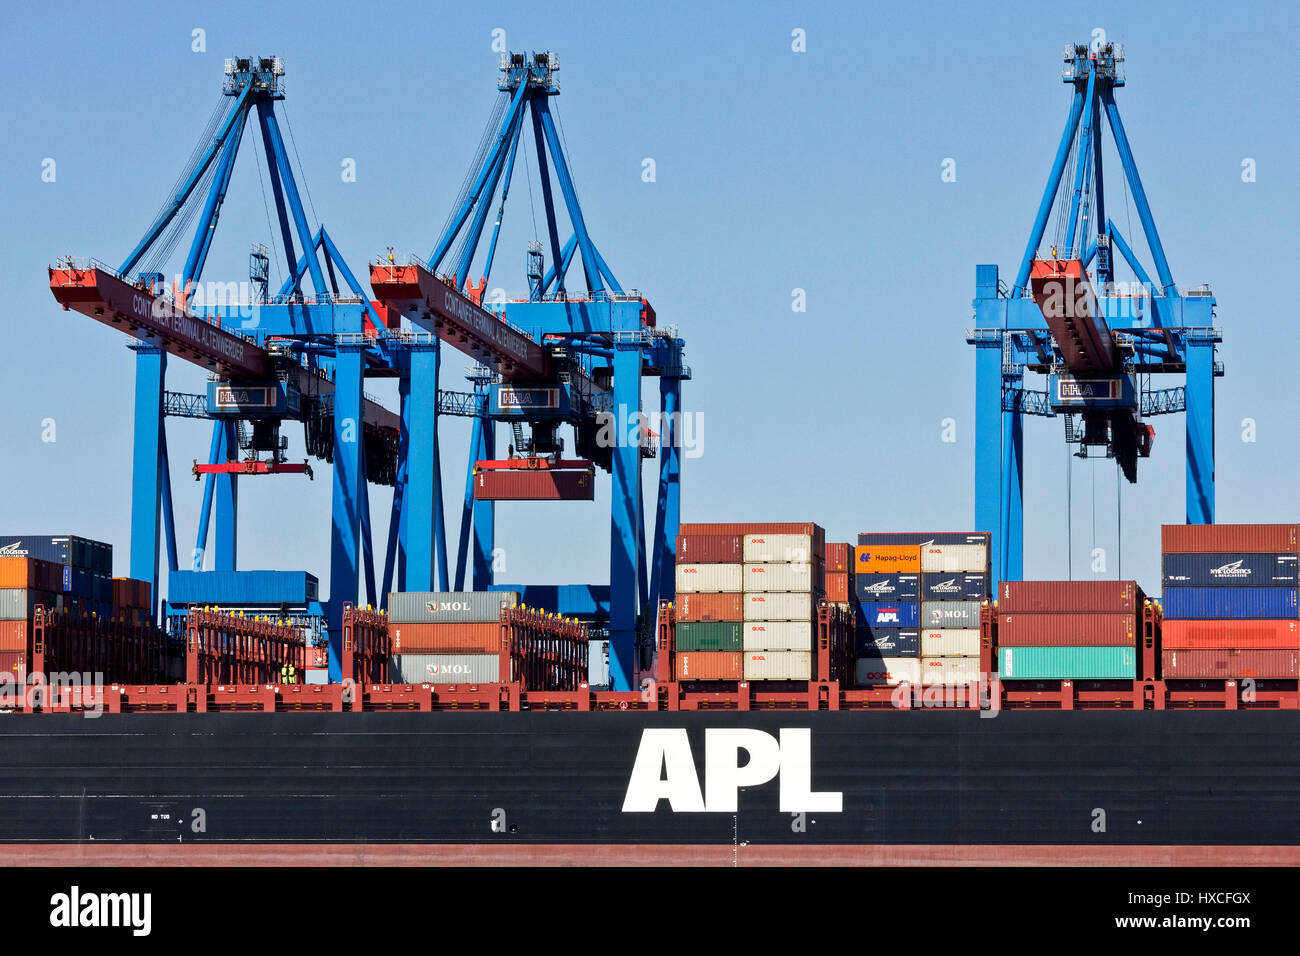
[
  {"xmin": 622, "ymin": 728, "xmax": 842, "ymax": 813},
  {"xmin": 428, "ymin": 663, "xmax": 471, "ymax": 675},
  {"xmin": 426, "ymin": 601, "xmax": 472, "ymax": 613}
]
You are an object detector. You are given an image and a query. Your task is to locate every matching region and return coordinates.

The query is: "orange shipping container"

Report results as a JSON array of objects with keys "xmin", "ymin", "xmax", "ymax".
[
  {"xmin": 674, "ymin": 651, "xmax": 743, "ymax": 680},
  {"xmin": 0, "ymin": 557, "xmax": 61, "ymax": 591},
  {"xmin": 392, "ymin": 622, "xmax": 499, "ymax": 653},
  {"xmin": 854, "ymin": 544, "xmax": 920, "ymax": 573},
  {"xmin": 825, "ymin": 572, "xmax": 850, "ymax": 604},
  {"xmin": 0, "ymin": 621, "xmax": 28, "ymax": 652},
  {"xmin": 676, "ymin": 593, "xmax": 744, "ymax": 622}
]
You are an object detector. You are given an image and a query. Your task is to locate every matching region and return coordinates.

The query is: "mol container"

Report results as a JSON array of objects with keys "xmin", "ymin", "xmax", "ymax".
[
  {"xmin": 391, "ymin": 653, "xmax": 500, "ymax": 684},
  {"xmin": 998, "ymin": 580, "xmax": 1140, "ymax": 613},
  {"xmin": 920, "ymin": 657, "xmax": 981, "ymax": 685},
  {"xmin": 856, "ymin": 573, "xmax": 919, "ymax": 602},
  {"xmin": 675, "ymin": 651, "xmax": 743, "ymax": 681},
  {"xmin": 998, "ymin": 646, "xmax": 1136, "ymax": 679},
  {"xmin": 854, "ymin": 657, "xmax": 920, "ymax": 686},
  {"xmin": 1161, "ymin": 586, "xmax": 1299, "ymax": 620},
  {"xmin": 922, "ymin": 601, "xmax": 981, "ymax": 628},
  {"xmin": 743, "ymin": 534, "xmax": 815, "ymax": 563},
  {"xmin": 1161, "ymin": 553, "xmax": 1299, "ymax": 587},
  {"xmin": 677, "ymin": 593, "xmax": 744, "ymax": 623},
  {"xmin": 920, "ymin": 544, "xmax": 988, "ymax": 573},
  {"xmin": 743, "ymin": 592, "xmax": 813, "ymax": 621},
  {"xmin": 675, "ymin": 534, "xmax": 742, "ymax": 564},
  {"xmin": 675, "ymin": 621, "xmax": 744, "ymax": 652},
  {"xmin": 1162, "ymin": 648, "xmax": 1300, "ymax": 679},
  {"xmin": 388, "ymin": 591, "xmax": 520, "ymax": 624},
  {"xmin": 997, "ymin": 613, "xmax": 1136, "ymax": 647},
  {"xmin": 742, "ymin": 620, "xmax": 812, "ymax": 651},
  {"xmin": 854, "ymin": 628, "xmax": 919, "ymax": 657},
  {"xmin": 675, "ymin": 564, "xmax": 742, "ymax": 594},
  {"xmin": 742, "ymin": 563, "xmax": 813, "ymax": 593},
  {"xmin": 1162, "ymin": 523, "xmax": 1300, "ymax": 555},
  {"xmin": 1162, "ymin": 619, "xmax": 1300, "ymax": 649},
  {"xmin": 919, "ymin": 629, "xmax": 980, "ymax": 657},
  {"xmin": 743, "ymin": 650, "xmax": 811, "ymax": 680}
]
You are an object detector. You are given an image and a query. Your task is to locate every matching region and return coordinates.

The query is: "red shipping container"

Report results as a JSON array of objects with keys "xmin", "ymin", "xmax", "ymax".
[
  {"xmin": 474, "ymin": 469, "xmax": 594, "ymax": 501},
  {"xmin": 391, "ymin": 622, "xmax": 499, "ymax": 653},
  {"xmin": 1162, "ymin": 648, "xmax": 1300, "ymax": 679},
  {"xmin": 998, "ymin": 613, "xmax": 1135, "ymax": 647},
  {"xmin": 824, "ymin": 543, "xmax": 851, "ymax": 572},
  {"xmin": 998, "ymin": 580, "xmax": 1140, "ymax": 613},
  {"xmin": 674, "ymin": 651, "xmax": 743, "ymax": 680},
  {"xmin": 0, "ymin": 621, "xmax": 28, "ymax": 651},
  {"xmin": 675, "ymin": 534, "xmax": 742, "ymax": 564},
  {"xmin": 825, "ymin": 573, "xmax": 850, "ymax": 604},
  {"xmin": 0, "ymin": 651, "xmax": 25, "ymax": 679},
  {"xmin": 1162, "ymin": 620, "xmax": 1300, "ymax": 650},
  {"xmin": 680, "ymin": 523, "xmax": 825, "ymax": 556},
  {"xmin": 676, "ymin": 593, "xmax": 744, "ymax": 622},
  {"xmin": 1161, "ymin": 524, "xmax": 1299, "ymax": 555}
]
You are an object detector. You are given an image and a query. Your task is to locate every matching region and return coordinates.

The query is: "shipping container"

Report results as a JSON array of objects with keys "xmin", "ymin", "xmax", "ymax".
[
  {"xmin": 0, "ymin": 651, "xmax": 26, "ymax": 679},
  {"xmin": 921, "ymin": 572, "xmax": 989, "ymax": 602},
  {"xmin": 391, "ymin": 653, "xmax": 501, "ymax": 684},
  {"xmin": 743, "ymin": 650, "xmax": 811, "ymax": 680},
  {"xmin": 0, "ymin": 535, "xmax": 111, "ymax": 572},
  {"xmin": 824, "ymin": 542, "xmax": 851, "ymax": 572},
  {"xmin": 857, "ymin": 532, "xmax": 990, "ymax": 547},
  {"xmin": 588, "ymin": 641, "xmax": 611, "ymax": 688},
  {"xmin": 1162, "ymin": 619, "xmax": 1300, "ymax": 649},
  {"xmin": 0, "ymin": 620, "xmax": 27, "ymax": 651},
  {"xmin": 1162, "ymin": 648, "xmax": 1300, "ymax": 679},
  {"xmin": 391, "ymin": 622, "xmax": 499, "ymax": 654},
  {"xmin": 1161, "ymin": 553, "xmax": 1299, "ymax": 587},
  {"xmin": 0, "ymin": 589, "xmax": 59, "ymax": 621},
  {"xmin": 675, "ymin": 621, "xmax": 744, "ymax": 652},
  {"xmin": 675, "ymin": 534, "xmax": 742, "ymax": 564},
  {"xmin": 1162, "ymin": 586, "xmax": 1299, "ymax": 620},
  {"xmin": 825, "ymin": 573, "xmax": 850, "ymax": 604},
  {"xmin": 742, "ymin": 620, "xmax": 813, "ymax": 651},
  {"xmin": 920, "ymin": 544, "xmax": 988, "ymax": 573},
  {"xmin": 922, "ymin": 601, "xmax": 982, "ymax": 628},
  {"xmin": 388, "ymin": 591, "xmax": 520, "ymax": 624},
  {"xmin": 676, "ymin": 592, "xmax": 744, "ymax": 623},
  {"xmin": 742, "ymin": 592, "xmax": 813, "ymax": 621},
  {"xmin": 167, "ymin": 570, "xmax": 319, "ymax": 606},
  {"xmin": 854, "ymin": 656, "xmax": 920, "ymax": 687},
  {"xmin": 998, "ymin": 645, "xmax": 1136, "ymax": 679},
  {"xmin": 473, "ymin": 469, "xmax": 594, "ymax": 501},
  {"xmin": 998, "ymin": 613, "xmax": 1136, "ymax": 647},
  {"xmin": 919, "ymin": 628, "xmax": 981, "ymax": 657},
  {"xmin": 675, "ymin": 564, "xmax": 743, "ymax": 594},
  {"xmin": 854, "ymin": 545, "xmax": 920, "ymax": 574},
  {"xmin": 0, "ymin": 557, "xmax": 61, "ymax": 591},
  {"xmin": 742, "ymin": 533, "xmax": 814, "ymax": 563},
  {"xmin": 856, "ymin": 601, "xmax": 920, "ymax": 630},
  {"xmin": 855, "ymin": 573, "xmax": 920, "ymax": 602},
  {"xmin": 920, "ymin": 657, "xmax": 982, "ymax": 685},
  {"xmin": 742, "ymin": 563, "xmax": 813, "ymax": 593},
  {"xmin": 853, "ymin": 628, "xmax": 919, "ymax": 657},
  {"xmin": 998, "ymin": 580, "xmax": 1139, "ymax": 613},
  {"xmin": 674, "ymin": 651, "xmax": 743, "ymax": 680},
  {"xmin": 1162, "ymin": 523, "xmax": 1299, "ymax": 555}
]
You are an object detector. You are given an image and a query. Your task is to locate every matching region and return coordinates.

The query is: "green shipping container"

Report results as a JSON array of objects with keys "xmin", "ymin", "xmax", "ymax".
[
  {"xmin": 998, "ymin": 645, "xmax": 1136, "ymax": 679},
  {"xmin": 675, "ymin": 621, "xmax": 744, "ymax": 652}
]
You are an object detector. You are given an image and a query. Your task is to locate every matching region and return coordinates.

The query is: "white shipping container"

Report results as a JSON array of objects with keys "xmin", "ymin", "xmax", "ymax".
[
  {"xmin": 920, "ymin": 656, "xmax": 982, "ymax": 685},
  {"xmin": 391, "ymin": 653, "xmax": 500, "ymax": 684},
  {"xmin": 742, "ymin": 563, "xmax": 813, "ymax": 593},
  {"xmin": 675, "ymin": 563, "xmax": 742, "ymax": 593},
  {"xmin": 743, "ymin": 591, "xmax": 814, "ymax": 621},
  {"xmin": 742, "ymin": 533, "xmax": 814, "ymax": 563},
  {"xmin": 920, "ymin": 544, "xmax": 988, "ymax": 573},
  {"xmin": 854, "ymin": 657, "xmax": 920, "ymax": 687},
  {"xmin": 744, "ymin": 650, "xmax": 812, "ymax": 680},
  {"xmin": 742, "ymin": 620, "xmax": 813, "ymax": 651},
  {"xmin": 919, "ymin": 628, "xmax": 981, "ymax": 657}
]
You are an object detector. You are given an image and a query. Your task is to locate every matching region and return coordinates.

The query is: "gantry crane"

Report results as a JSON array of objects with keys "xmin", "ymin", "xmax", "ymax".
[
  {"xmin": 969, "ymin": 41, "xmax": 1222, "ymax": 585},
  {"xmin": 369, "ymin": 52, "xmax": 688, "ymax": 691}
]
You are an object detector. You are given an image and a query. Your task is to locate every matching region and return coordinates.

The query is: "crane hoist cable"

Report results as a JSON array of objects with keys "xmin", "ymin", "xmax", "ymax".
[
  {"xmin": 250, "ymin": 119, "xmax": 285, "ymax": 287},
  {"xmin": 280, "ymin": 103, "xmax": 319, "ymax": 229},
  {"xmin": 429, "ymin": 91, "xmax": 511, "ymax": 268}
]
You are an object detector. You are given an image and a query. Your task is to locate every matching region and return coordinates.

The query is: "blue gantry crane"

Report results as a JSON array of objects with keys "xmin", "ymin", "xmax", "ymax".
[
  {"xmin": 969, "ymin": 41, "xmax": 1222, "ymax": 586},
  {"xmin": 368, "ymin": 52, "xmax": 689, "ymax": 691}
]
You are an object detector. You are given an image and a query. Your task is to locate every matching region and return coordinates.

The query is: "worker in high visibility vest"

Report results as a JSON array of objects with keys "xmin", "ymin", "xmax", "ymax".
[{"xmin": 280, "ymin": 663, "xmax": 297, "ymax": 685}]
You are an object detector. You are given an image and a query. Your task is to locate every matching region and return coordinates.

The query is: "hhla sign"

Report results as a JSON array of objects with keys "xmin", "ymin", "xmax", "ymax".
[{"xmin": 622, "ymin": 728, "xmax": 842, "ymax": 813}]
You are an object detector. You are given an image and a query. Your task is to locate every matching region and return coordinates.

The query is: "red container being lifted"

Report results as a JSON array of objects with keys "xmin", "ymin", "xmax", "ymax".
[
  {"xmin": 998, "ymin": 613, "xmax": 1136, "ymax": 647},
  {"xmin": 998, "ymin": 580, "xmax": 1141, "ymax": 613},
  {"xmin": 675, "ymin": 534, "xmax": 742, "ymax": 564},
  {"xmin": 1161, "ymin": 524, "xmax": 1300, "ymax": 555},
  {"xmin": 1162, "ymin": 648, "xmax": 1300, "ymax": 679},
  {"xmin": 1162, "ymin": 619, "xmax": 1300, "ymax": 650}
]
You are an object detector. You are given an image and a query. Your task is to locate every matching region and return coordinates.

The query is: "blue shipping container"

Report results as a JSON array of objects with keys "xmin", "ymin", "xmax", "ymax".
[
  {"xmin": 0, "ymin": 534, "xmax": 111, "ymax": 571},
  {"xmin": 853, "ymin": 628, "xmax": 920, "ymax": 657},
  {"xmin": 921, "ymin": 572, "xmax": 990, "ymax": 601},
  {"xmin": 1162, "ymin": 553, "xmax": 1298, "ymax": 588},
  {"xmin": 855, "ymin": 573, "xmax": 919, "ymax": 602},
  {"xmin": 856, "ymin": 601, "xmax": 921, "ymax": 631},
  {"xmin": 168, "ymin": 570, "xmax": 320, "ymax": 606},
  {"xmin": 1162, "ymin": 586, "xmax": 1299, "ymax": 620}
]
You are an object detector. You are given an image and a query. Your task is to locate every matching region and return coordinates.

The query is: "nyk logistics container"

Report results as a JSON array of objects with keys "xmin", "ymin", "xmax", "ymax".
[
  {"xmin": 1162, "ymin": 619, "xmax": 1300, "ymax": 649},
  {"xmin": 744, "ymin": 650, "xmax": 811, "ymax": 680},
  {"xmin": 920, "ymin": 657, "xmax": 980, "ymax": 685},
  {"xmin": 742, "ymin": 563, "xmax": 813, "ymax": 593},
  {"xmin": 388, "ymin": 591, "xmax": 520, "ymax": 624},
  {"xmin": 391, "ymin": 653, "xmax": 500, "ymax": 684},
  {"xmin": 675, "ymin": 534, "xmax": 741, "ymax": 564},
  {"xmin": 998, "ymin": 580, "xmax": 1140, "ymax": 614},
  {"xmin": 857, "ymin": 601, "xmax": 920, "ymax": 630},
  {"xmin": 922, "ymin": 601, "xmax": 981, "ymax": 628},
  {"xmin": 854, "ymin": 657, "xmax": 920, "ymax": 686},
  {"xmin": 1162, "ymin": 648, "xmax": 1300, "ymax": 679},
  {"xmin": 0, "ymin": 535, "xmax": 112, "ymax": 573},
  {"xmin": 392, "ymin": 622, "xmax": 498, "ymax": 654},
  {"xmin": 1161, "ymin": 586, "xmax": 1298, "ymax": 620},
  {"xmin": 920, "ymin": 544, "xmax": 988, "ymax": 573},
  {"xmin": 675, "ymin": 621, "xmax": 743, "ymax": 652},
  {"xmin": 855, "ymin": 573, "xmax": 919, "ymax": 602},
  {"xmin": 999, "ymin": 645, "xmax": 1136, "ymax": 679},
  {"xmin": 919, "ymin": 629, "xmax": 980, "ymax": 657},
  {"xmin": 742, "ymin": 621, "xmax": 812, "ymax": 651},
  {"xmin": 675, "ymin": 651, "xmax": 743, "ymax": 680},
  {"xmin": 743, "ymin": 534, "xmax": 814, "ymax": 563},
  {"xmin": 743, "ymin": 592, "xmax": 813, "ymax": 621},
  {"xmin": 675, "ymin": 564, "xmax": 742, "ymax": 594},
  {"xmin": 997, "ymin": 613, "xmax": 1137, "ymax": 646},
  {"xmin": 920, "ymin": 573, "xmax": 988, "ymax": 602},
  {"xmin": 1161, "ymin": 553, "xmax": 1298, "ymax": 587},
  {"xmin": 676, "ymin": 592, "xmax": 744, "ymax": 622},
  {"xmin": 854, "ymin": 628, "xmax": 919, "ymax": 657},
  {"xmin": 1162, "ymin": 523, "xmax": 1299, "ymax": 555}
]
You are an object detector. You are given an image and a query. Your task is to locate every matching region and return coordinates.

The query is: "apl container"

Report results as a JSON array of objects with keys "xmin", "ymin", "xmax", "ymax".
[
  {"xmin": 855, "ymin": 573, "xmax": 920, "ymax": 602},
  {"xmin": 853, "ymin": 628, "xmax": 919, "ymax": 657},
  {"xmin": 998, "ymin": 645, "xmax": 1136, "ymax": 679},
  {"xmin": 854, "ymin": 545, "xmax": 920, "ymax": 574},
  {"xmin": 920, "ymin": 544, "xmax": 988, "ymax": 573},
  {"xmin": 742, "ymin": 620, "xmax": 812, "ymax": 651},
  {"xmin": 1162, "ymin": 586, "xmax": 1299, "ymax": 620},
  {"xmin": 743, "ymin": 592, "xmax": 813, "ymax": 621},
  {"xmin": 675, "ymin": 651, "xmax": 743, "ymax": 680},
  {"xmin": 1162, "ymin": 619, "xmax": 1300, "ymax": 649},
  {"xmin": 919, "ymin": 629, "xmax": 980, "ymax": 657},
  {"xmin": 388, "ymin": 591, "xmax": 520, "ymax": 624},
  {"xmin": 922, "ymin": 601, "xmax": 981, "ymax": 628},
  {"xmin": 392, "ymin": 622, "xmax": 499, "ymax": 654},
  {"xmin": 997, "ymin": 613, "xmax": 1136, "ymax": 646},
  {"xmin": 743, "ymin": 534, "xmax": 814, "ymax": 563},
  {"xmin": 743, "ymin": 650, "xmax": 811, "ymax": 680},
  {"xmin": 742, "ymin": 563, "xmax": 813, "ymax": 593},
  {"xmin": 854, "ymin": 657, "xmax": 920, "ymax": 687},
  {"xmin": 391, "ymin": 653, "xmax": 500, "ymax": 684},
  {"xmin": 675, "ymin": 621, "xmax": 744, "ymax": 652},
  {"xmin": 1162, "ymin": 524, "xmax": 1299, "ymax": 555},
  {"xmin": 675, "ymin": 564, "xmax": 742, "ymax": 594},
  {"xmin": 1162, "ymin": 648, "xmax": 1300, "ymax": 679},
  {"xmin": 1161, "ymin": 553, "xmax": 1299, "ymax": 587},
  {"xmin": 857, "ymin": 601, "xmax": 920, "ymax": 630},
  {"xmin": 921, "ymin": 572, "xmax": 989, "ymax": 602},
  {"xmin": 998, "ymin": 580, "xmax": 1139, "ymax": 613},
  {"xmin": 920, "ymin": 657, "xmax": 981, "ymax": 685},
  {"xmin": 675, "ymin": 534, "xmax": 742, "ymax": 564},
  {"xmin": 676, "ymin": 592, "xmax": 744, "ymax": 623}
]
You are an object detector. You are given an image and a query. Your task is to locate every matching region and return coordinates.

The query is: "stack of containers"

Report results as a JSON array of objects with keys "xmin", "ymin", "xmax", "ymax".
[
  {"xmin": 997, "ymin": 581, "xmax": 1142, "ymax": 679},
  {"xmin": 823, "ymin": 543, "xmax": 854, "ymax": 609},
  {"xmin": 0, "ymin": 555, "xmax": 63, "ymax": 677},
  {"xmin": 918, "ymin": 534, "xmax": 991, "ymax": 685},
  {"xmin": 852, "ymin": 538, "xmax": 921, "ymax": 687},
  {"xmin": 1161, "ymin": 524, "xmax": 1300, "ymax": 679},
  {"xmin": 0, "ymin": 535, "xmax": 112, "ymax": 620},
  {"xmin": 111, "ymin": 578, "xmax": 152, "ymax": 626},
  {"xmin": 386, "ymin": 590, "xmax": 520, "ymax": 683},
  {"xmin": 674, "ymin": 530, "xmax": 744, "ymax": 679},
  {"xmin": 742, "ymin": 529, "xmax": 821, "ymax": 680}
]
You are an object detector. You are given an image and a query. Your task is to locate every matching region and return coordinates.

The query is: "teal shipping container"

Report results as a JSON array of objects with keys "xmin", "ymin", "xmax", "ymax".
[{"xmin": 998, "ymin": 645, "xmax": 1136, "ymax": 679}]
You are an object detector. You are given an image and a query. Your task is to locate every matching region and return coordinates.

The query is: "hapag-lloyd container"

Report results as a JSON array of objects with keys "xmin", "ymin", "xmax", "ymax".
[
  {"xmin": 742, "ymin": 563, "xmax": 813, "ymax": 593},
  {"xmin": 675, "ymin": 534, "xmax": 742, "ymax": 564},
  {"xmin": 1161, "ymin": 553, "xmax": 1299, "ymax": 587},
  {"xmin": 920, "ymin": 657, "xmax": 981, "ymax": 685},
  {"xmin": 675, "ymin": 621, "xmax": 743, "ymax": 651},
  {"xmin": 742, "ymin": 534, "xmax": 814, "ymax": 563},
  {"xmin": 675, "ymin": 564, "xmax": 742, "ymax": 594},
  {"xmin": 998, "ymin": 645, "xmax": 1136, "ymax": 679},
  {"xmin": 1162, "ymin": 586, "xmax": 1299, "ymax": 620},
  {"xmin": 856, "ymin": 573, "xmax": 920, "ymax": 602},
  {"xmin": 998, "ymin": 580, "xmax": 1139, "ymax": 613},
  {"xmin": 387, "ymin": 591, "xmax": 520, "ymax": 624},
  {"xmin": 676, "ymin": 592, "xmax": 744, "ymax": 623},
  {"xmin": 391, "ymin": 653, "xmax": 500, "ymax": 684},
  {"xmin": 743, "ymin": 592, "xmax": 813, "ymax": 621},
  {"xmin": 1162, "ymin": 523, "xmax": 1300, "ymax": 555},
  {"xmin": 919, "ymin": 629, "xmax": 980, "ymax": 657},
  {"xmin": 920, "ymin": 572, "xmax": 989, "ymax": 602},
  {"xmin": 675, "ymin": 651, "xmax": 743, "ymax": 680},
  {"xmin": 922, "ymin": 601, "xmax": 981, "ymax": 628},
  {"xmin": 1162, "ymin": 648, "xmax": 1300, "ymax": 679},
  {"xmin": 854, "ymin": 545, "xmax": 920, "ymax": 574},
  {"xmin": 854, "ymin": 628, "xmax": 919, "ymax": 657},
  {"xmin": 743, "ymin": 650, "xmax": 811, "ymax": 680},
  {"xmin": 742, "ymin": 620, "xmax": 812, "ymax": 651},
  {"xmin": 998, "ymin": 613, "xmax": 1136, "ymax": 647},
  {"xmin": 920, "ymin": 544, "xmax": 988, "ymax": 573},
  {"xmin": 392, "ymin": 622, "xmax": 499, "ymax": 653},
  {"xmin": 854, "ymin": 657, "xmax": 920, "ymax": 686},
  {"xmin": 857, "ymin": 601, "xmax": 920, "ymax": 630},
  {"xmin": 1162, "ymin": 619, "xmax": 1300, "ymax": 649}
]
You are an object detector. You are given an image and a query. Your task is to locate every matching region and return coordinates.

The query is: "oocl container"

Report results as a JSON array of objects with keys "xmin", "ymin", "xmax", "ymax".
[
  {"xmin": 743, "ymin": 650, "xmax": 811, "ymax": 680},
  {"xmin": 1161, "ymin": 553, "xmax": 1298, "ymax": 587},
  {"xmin": 743, "ymin": 534, "xmax": 814, "ymax": 563},
  {"xmin": 920, "ymin": 657, "xmax": 981, "ymax": 685},
  {"xmin": 919, "ymin": 629, "xmax": 980, "ymax": 657},
  {"xmin": 742, "ymin": 620, "xmax": 812, "ymax": 651},
  {"xmin": 1161, "ymin": 524, "xmax": 1299, "ymax": 555},
  {"xmin": 676, "ymin": 592, "xmax": 744, "ymax": 623},
  {"xmin": 675, "ymin": 564, "xmax": 742, "ymax": 594},
  {"xmin": 854, "ymin": 657, "xmax": 920, "ymax": 687},
  {"xmin": 742, "ymin": 563, "xmax": 813, "ymax": 593},
  {"xmin": 1162, "ymin": 648, "xmax": 1300, "ymax": 679},
  {"xmin": 853, "ymin": 628, "xmax": 919, "ymax": 657},
  {"xmin": 675, "ymin": 534, "xmax": 742, "ymax": 564},
  {"xmin": 855, "ymin": 573, "xmax": 920, "ymax": 602},
  {"xmin": 920, "ymin": 544, "xmax": 988, "ymax": 573},
  {"xmin": 998, "ymin": 580, "xmax": 1139, "ymax": 613},
  {"xmin": 998, "ymin": 645, "xmax": 1136, "ymax": 679},
  {"xmin": 742, "ymin": 592, "xmax": 813, "ymax": 621},
  {"xmin": 922, "ymin": 601, "xmax": 981, "ymax": 628},
  {"xmin": 997, "ymin": 613, "xmax": 1136, "ymax": 647},
  {"xmin": 675, "ymin": 621, "xmax": 744, "ymax": 652},
  {"xmin": 388, "ymin": 591, "xmax": 520, "ymax": 624},
  {"xmin": 391, "ymin": 653, "xmax": 500, "ymax": 684},
  {"xmin": 1161, "ymin": 586, "xmax": 1298, "ymax": 620},
  {"xmin": 675, "ymin": 651, "xmax": 743, "ymax": 680},
  {"xmin": 854, "ymin": 545, "xmax": 920, "ymax": 574},
  {"xmin": 1161, "ymin": 619, "xmax": 1300, "ymax": 649}
]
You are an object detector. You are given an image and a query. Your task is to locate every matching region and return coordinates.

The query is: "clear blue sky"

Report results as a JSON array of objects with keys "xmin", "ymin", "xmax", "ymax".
[{"xmin": 2, "ymin": 0, "xmax": 1297, "ymax": 600}]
